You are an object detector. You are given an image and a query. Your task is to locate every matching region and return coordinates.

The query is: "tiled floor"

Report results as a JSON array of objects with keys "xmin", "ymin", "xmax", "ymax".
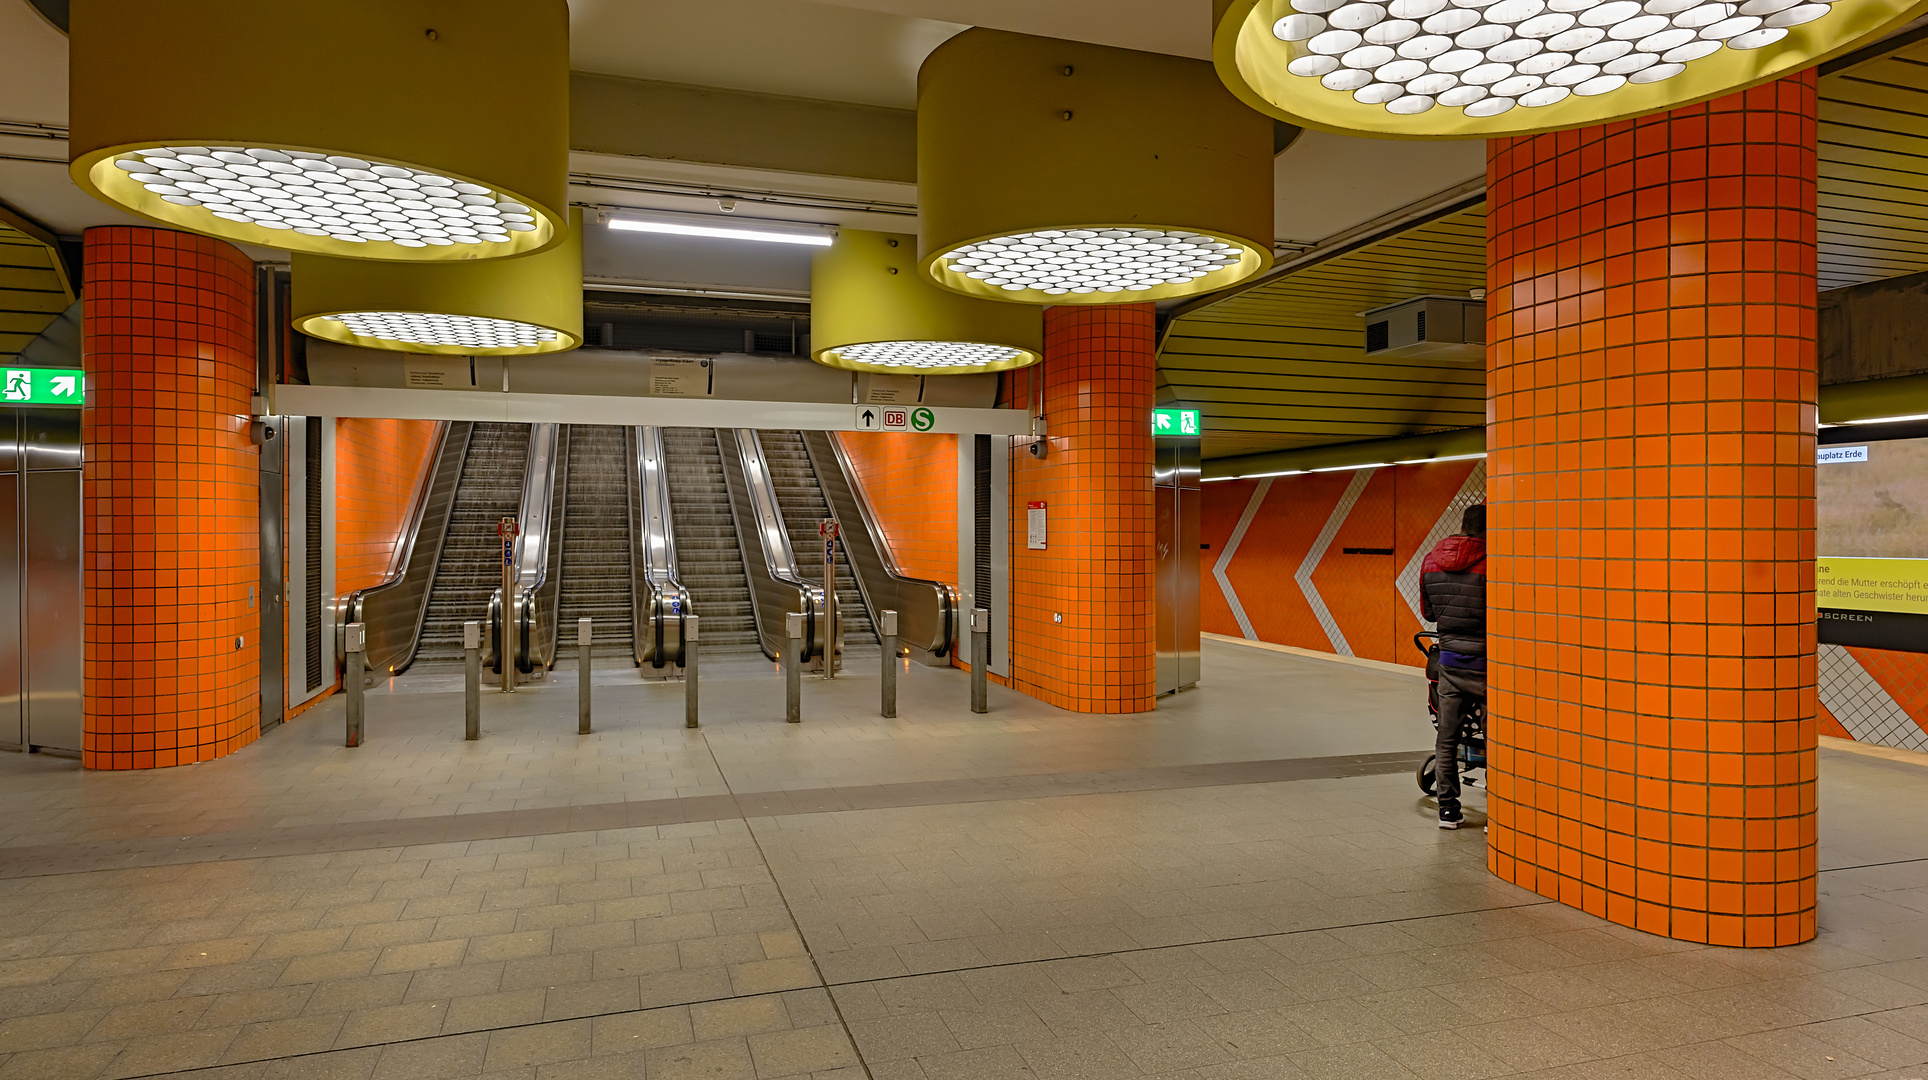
[{"xmin": 0, "ymin": 639, "xmax": 1924, "ymax": 1078}]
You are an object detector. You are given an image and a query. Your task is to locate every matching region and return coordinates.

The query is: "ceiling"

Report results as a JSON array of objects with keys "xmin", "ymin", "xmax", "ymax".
[
  {"xmin": 1158, "ymin": 204, "xmax": 1489, "ymax": 462},
  {"xmin": 0, "ymin": 213, "xmax": 71, "ymax": 361},
  {"xmin": 567, "ymin": 0, "xmax": 965, "ymax": 110},
  {"xmin": 1817, "ymin": 36, "xmax": 1928, "ymax": 291}
]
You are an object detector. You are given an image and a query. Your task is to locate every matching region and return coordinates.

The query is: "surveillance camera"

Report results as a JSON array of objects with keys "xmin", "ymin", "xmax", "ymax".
[
  {"xmin": 1028, "ymin": 438, "xmax": 1047, "ymax": 460},
  {"xmin": 249, "ymin": 419, "xmax": 277, "ymax": 446}
]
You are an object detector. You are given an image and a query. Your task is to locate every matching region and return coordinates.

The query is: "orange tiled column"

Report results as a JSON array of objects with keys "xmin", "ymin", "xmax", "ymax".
[
  {"xmin": 83, "ymin": 227, "xmax": 261, "ymax": 770},
  {"xmin": 1485, "ymin": 74, "xmax": 1819, "ymax": 946},
  {"xmin": 1004, "ymin": 304, "xmax": 1156, "ymax": 713}
]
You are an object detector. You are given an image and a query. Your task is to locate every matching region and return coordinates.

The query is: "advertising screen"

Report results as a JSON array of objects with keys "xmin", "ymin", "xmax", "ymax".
[{"xmin": 1817, "ymin": 435, "xmax": 1928, "ymax": 652}]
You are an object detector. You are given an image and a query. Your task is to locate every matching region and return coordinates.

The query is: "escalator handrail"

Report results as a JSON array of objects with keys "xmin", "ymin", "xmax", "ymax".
[
  {"xmin": 633, "ymin": 426, "xmax": 689, "ymax": 667},
  {"xmin": 336, "ymin": 420, "xmax": 467, "ymax": 676},
  {"xmin": 803, "ymin": 430, "xmax": 956, "ymax": 657},
  {"xmin": 486, "ymin": 423, "xmax": 559, "ymax": 674},
  {"xmin": 719, "ymin": 427, "xmax": 823, "ymax": 662}
]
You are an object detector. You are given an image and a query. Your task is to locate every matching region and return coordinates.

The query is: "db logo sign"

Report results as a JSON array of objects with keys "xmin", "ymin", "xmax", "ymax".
[{"xmin": 882, "ymin": 409, "xmax": 910, "ymax": 431}]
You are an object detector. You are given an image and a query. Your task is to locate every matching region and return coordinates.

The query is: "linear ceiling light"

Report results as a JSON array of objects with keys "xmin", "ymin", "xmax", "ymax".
[
  {"xmin": 607, "ymin": 216, "xmax": 834, "ymax": 247},
  {"xmin": 68, "ymin": 0, "xmax": 569, "ymax": 261},
  {"xmin": 1215, "ymin": 0, "xmax": 1926, "ymax": 135},
  {"xmin": 918, "ymin": 30, "xmax": 1274, "ymax": 304}
]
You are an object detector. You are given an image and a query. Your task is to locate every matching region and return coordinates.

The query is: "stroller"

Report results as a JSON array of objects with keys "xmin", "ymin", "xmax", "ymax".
[{"xmin": 1414, "ymin": 631, "xmax": 1486, "ymax": 794}]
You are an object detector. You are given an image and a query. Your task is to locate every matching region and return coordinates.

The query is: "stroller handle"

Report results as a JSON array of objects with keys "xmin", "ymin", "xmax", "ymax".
[{"xmin": 1413, "ymin": 631, "xmax": 1438, "ymax": 659}]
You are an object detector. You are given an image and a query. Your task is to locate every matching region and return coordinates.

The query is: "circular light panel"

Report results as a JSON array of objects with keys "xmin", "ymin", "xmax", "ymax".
[
  {"xmin": 85, "ymin": 145, "xmax": 556, "ymax": 261},
  {"xmin": 821, "ymin": 340, "xmax": 1041, "ymax": 375},
  {"xmin": 1218, "ymin": 0, "xmax": 1926, "ymax": 135},
  {"xmin": 298, "ymin": 310, "xmax": 576, "ymax": 356},
  {"xmin": 929, "ymin": 227, "xmax": 1265, "ymax": 304}
]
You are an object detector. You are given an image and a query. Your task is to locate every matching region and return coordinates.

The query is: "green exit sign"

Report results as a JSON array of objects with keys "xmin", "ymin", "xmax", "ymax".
[
  {"xmin": 1152, "ymin": 408, "xmax": 1200, "ymax": 437},
  {"xmin": 2, "ymin": 368, "xmax": 81, "ymax": 407}
]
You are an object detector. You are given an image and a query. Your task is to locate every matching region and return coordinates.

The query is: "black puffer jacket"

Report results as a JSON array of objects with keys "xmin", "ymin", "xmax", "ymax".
[{"xmin": 1420, "ymin": 534, "xmax": 1486, "ymax": 661}]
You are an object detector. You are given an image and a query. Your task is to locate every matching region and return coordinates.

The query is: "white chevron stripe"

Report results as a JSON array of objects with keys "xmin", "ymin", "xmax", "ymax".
[
  {"xmin": 1213, "ymin": 478, "xmax": 1272, "ymax": 640},
  {"xmin": 1398, "ymin": 462, "xmax": 1488, "ymax": 627},
  {"xmin": 1819, "ymin": 643, "xmax": 1928, "ymax": 752},
  {"xmin": 1297, "ymin": 469, "xmax": 1375, "ymax": 657}
]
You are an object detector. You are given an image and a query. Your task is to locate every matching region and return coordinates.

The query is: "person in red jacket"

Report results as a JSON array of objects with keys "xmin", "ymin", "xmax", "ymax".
[{"xmin": 1419, "ymin": 503, "xmax": 1486, "ymax": 830}]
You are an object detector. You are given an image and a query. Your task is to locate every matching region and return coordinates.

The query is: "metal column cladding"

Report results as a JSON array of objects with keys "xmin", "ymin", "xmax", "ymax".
[{"xmin": 67, "ymin": 0, "xmax": 570, "ymax": 262}]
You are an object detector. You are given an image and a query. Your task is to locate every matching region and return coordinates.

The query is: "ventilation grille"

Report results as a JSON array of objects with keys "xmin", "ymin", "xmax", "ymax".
[
  {"xmin": 1365, "ymin": 320, "xmax": 1390, "ymax": 353},
  {"xmin": 1415, "ymin": 309, "xmax": 1427, "ymax": 341},
  {"xmin": 304, "ymin": 418, "xmax": 323, "ymax": 692}
]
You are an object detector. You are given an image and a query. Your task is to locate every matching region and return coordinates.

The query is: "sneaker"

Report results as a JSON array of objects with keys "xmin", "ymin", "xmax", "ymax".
[{"xmin": 1438, "ymin": 809, "xmax": 1463, "ymax": 830}]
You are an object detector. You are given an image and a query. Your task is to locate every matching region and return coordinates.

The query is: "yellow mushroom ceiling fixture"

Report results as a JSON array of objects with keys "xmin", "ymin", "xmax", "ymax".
[
  {"xmin": 812, "ymin": 230, "xmax": 1042, "ymax": 375},
  {"xmin": 291, "ymin": 211, "xmax": 583, "ymax": 356},
  {"xmin": 68, "ymin": 0, "xmax": 570, "ymax": 261},
  {"xmin": 918, "ymin": 29, "xmax": 1276, "ymax": 305},
  {"xmin": 1214, "ymin": 0, "xmax": 1928, "ymax": 136}
]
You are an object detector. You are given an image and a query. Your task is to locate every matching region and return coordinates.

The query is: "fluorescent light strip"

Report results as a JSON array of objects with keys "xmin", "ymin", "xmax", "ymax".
[
  {"xmin": 607, "ymin": 218, "xmax": 832, "ymax": 247},
  {"xmin": 1842, "ymin": 412, "xmax": 1928, "ymax": 425},
  {"xmin": 1392, "ymin": 451, "xmax": 1489, "ymax": 464}
]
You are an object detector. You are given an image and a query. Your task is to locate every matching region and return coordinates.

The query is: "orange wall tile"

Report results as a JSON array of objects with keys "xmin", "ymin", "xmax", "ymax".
[
  {"xmin": 336, "ymin": 418, "xmax": 440, "ymax": 597},
  {"xmin": 1203, "ymin": 460, "xmax": 1484, "ymax": 667},
  {"xmin": 1485, "ymin": 74, "xmax": 1820, "ymax": 947},
  {"xmin": 81, "ymin": 226, "xmax": 260, "ymax": 771},
  {"xmin": 836, "ymin": 431, "xmax": 959, "ymax": 586},
  {"xmin": 1002, "ymin": 305, "xmax": 1156, "ymax": 713}
]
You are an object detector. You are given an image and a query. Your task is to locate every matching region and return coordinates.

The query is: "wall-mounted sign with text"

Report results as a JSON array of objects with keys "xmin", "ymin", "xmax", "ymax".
[{"xmin": 1, "ymin": 368, "xmax": 82, "ymax": 407}]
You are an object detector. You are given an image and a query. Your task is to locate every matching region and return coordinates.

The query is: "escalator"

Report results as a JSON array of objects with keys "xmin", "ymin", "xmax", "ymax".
[
  {"xmin": 415, "ymin": 422, "xmax": 532, "ymax": 666},
  {"xmin": 660, "ymin": 428, "xmax": 764, "ymax": 662},
  {"xmin": 555, "ymin": 425, "xmax": 635, "ymax": 659},
  {"xmin": 759, "ymin": 429, "xmax": 879, "ymax": 662}
]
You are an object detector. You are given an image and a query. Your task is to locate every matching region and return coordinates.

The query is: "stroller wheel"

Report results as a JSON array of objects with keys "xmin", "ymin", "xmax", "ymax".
[{"xmin": 1417, "ymin": 755, "xmax": 1437, "ymax": 795}]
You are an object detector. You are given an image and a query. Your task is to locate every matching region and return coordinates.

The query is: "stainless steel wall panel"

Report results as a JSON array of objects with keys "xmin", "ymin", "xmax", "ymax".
[
  {"xmin": 22, "ymin": 408, "xmax": 80, "ymax": 471},
  {"xmin": 24, "ymin": 470, "xmax": 80, "ymax": 751},
  {"xmin": 0, "ymin": 474, "xmax": 19, "ymax": 747}
]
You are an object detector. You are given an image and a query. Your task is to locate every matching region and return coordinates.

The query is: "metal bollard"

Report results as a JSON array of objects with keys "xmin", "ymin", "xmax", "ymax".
[
  {"xmin": 880, "ymin": 609, "xmax": 898, "ymax": 719},
  {"xmin": 345, "ymin": 622, "xmax": 366, "ymax": 746},
  {"xmin": 578, "ymin": 617, "xmax": 592, "ymax": 735},
  {"xmin": 684, "ymin": 615, "xmax": 699, "ymax": 729},
  {"xmin": 785, "ymin": 611, "xmax": 804, "ymax": 724},
  {"xmin": 970, "ymin": 608, "xmax": 989, "ymax": 714},
  {"xmin": 464, "ymin": 621, "xmax": 481, "ymax": 740}
]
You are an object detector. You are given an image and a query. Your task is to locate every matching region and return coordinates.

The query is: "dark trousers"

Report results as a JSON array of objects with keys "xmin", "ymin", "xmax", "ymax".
[{"xmin": 1434, "ymin": 668, "xmax": 1482, "ymax": 815}]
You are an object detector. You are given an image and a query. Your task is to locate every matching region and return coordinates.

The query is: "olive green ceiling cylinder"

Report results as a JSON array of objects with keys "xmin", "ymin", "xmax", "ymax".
[
  {"xmin": 812, "ymin": 229, "xmax": 1042, "ymax": 375},
  {"xmin": 291, "ymin": 210, "xmax": 583, "ymax": 356},
  {"xmin": 917, "ymin": 28, "xmax": 1275, "ymax": 305},
  {"xmin": 68, "ymin": 0, "xmax": 569, "ymax": 262}
]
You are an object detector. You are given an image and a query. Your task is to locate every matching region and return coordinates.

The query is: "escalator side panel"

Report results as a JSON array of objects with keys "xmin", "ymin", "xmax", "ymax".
[{"xmin": 348, "ymin": 420, "xmax": 470, "ymax": 676}]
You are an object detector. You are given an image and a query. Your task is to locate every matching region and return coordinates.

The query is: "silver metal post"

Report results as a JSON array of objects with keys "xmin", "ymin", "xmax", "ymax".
[
  {"xmin": 880, "ymin": 609, "xmax": 898, "ymax": 719},
  {"xmin": 578, "ymin": 617, "xmax": 592, "ymax": 735},
  {"xmin": 785, "ymin": 611, "xmax": 804, "ymax": 724},
  {"xmin": 822, "ymin": 520, "xmax": 837, "ymax": 680},
  {"xmin": 464, "ymin": 621, "xmax": 480, "ymax": 740},
  {"xmin": 971, "ymin": 608, "xmax": 989, "ymax": 714},
  {"xmin": 684, "ymin": 615, "xmax": 699, "ymax": 729},
  {"xmin": 499, "ymin": 517, "xmax": 517, "ymax": 694},
  {"xmin": 345, "ymin": 622, "xmax": 366, "ymax": 746}
]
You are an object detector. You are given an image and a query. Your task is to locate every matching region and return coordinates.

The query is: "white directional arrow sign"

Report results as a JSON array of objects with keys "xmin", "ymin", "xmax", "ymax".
[{"xmin": 50, "ymin": 376, "xmax": 77, "ymax": 398}]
